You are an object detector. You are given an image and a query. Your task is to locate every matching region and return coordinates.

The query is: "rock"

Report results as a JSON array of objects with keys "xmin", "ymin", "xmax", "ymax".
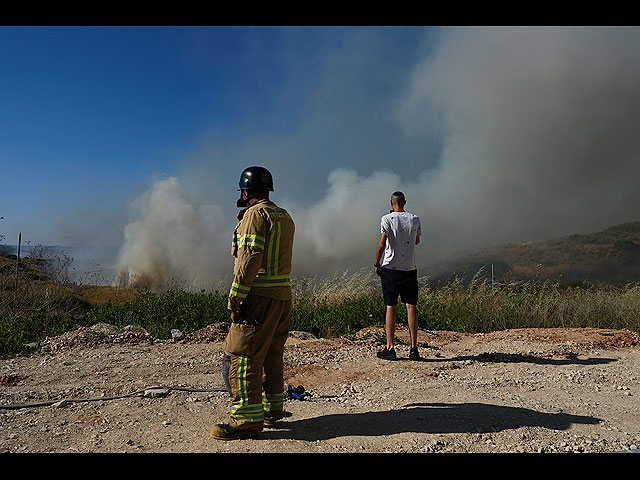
[
  {"xmin": 90, "ymin": 323, "xmax": 119, "ymax": 335},
  {"xmin": 144, "ymin": 388, "xmax": 169, "ymax": 398},
  {"xmin": 122, "ymin": 325, "xmax": 148, "ymax": 334},
  {"xmin": 171, "ymin": 329, "xmax": 185, "ymax": 340},
  {"xmin": 289, "ymin": 331, "xmax": 316, "ymax": 340}
]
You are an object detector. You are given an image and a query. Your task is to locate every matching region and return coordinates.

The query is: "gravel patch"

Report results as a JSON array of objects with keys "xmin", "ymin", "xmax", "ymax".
[{"xmin": 1, "ymin": 324, "xmax": 639, "ymax": 453}]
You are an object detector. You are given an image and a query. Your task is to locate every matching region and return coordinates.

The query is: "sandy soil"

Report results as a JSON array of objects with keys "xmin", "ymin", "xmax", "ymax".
[{"xmin": 1, "ymin": 323, "xmax": 639, "ymax": 453}]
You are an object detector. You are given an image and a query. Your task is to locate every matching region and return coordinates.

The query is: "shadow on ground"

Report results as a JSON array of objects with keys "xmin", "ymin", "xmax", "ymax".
[
  {"xmin": 396, "ymin": 353, "xmax": 618, "ymax": 366},
  {"xmin": 263, "ymin": 402, "xmax": 601, "ymax": 442}
]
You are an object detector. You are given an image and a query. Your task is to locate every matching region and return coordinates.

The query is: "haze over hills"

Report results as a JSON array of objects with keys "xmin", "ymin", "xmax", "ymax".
[
  {"xmin": 3, "ymin": 220, "xmax": 640, "ymax": 288},
  {"xmin": 424, "ymin": 220, "xmax": 640, "ymax": 286}
]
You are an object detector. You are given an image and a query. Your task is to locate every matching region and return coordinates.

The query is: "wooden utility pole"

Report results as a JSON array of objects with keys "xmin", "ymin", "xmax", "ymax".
[{"xmin": 14, "ymin": 232, "xmax": 21, "ymax": 294}]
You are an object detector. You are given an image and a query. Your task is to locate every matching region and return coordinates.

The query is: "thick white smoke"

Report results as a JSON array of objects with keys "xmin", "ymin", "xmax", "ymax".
[
  {"xmin": 114, "ymin": 27, "xmax": 640, "ymax": 288},
  {"xmin": 398, "ymin": 27, "xmax": 640, "ymax": 252},
  {"xmin": 287, "ymin": 168, "xmax": 402, "ymax": 276},
  {"xmin": 114, "ymin": 177, "xmax": 234, "ymax": 288}
]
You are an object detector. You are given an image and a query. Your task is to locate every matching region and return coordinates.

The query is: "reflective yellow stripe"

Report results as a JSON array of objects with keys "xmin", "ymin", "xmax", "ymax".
[
  {"xmin": 253, "ymin": 274, "xmax": 290, "ymax": 287},
  {"xmin": 230, "ymin": 355, "xmax": 263, "ymax": 423},
  {"xmin": 230, "ymin": 404, "xmax": 263, "ymax": 422},
  {"xmin": 230, "ymin": 282, "xmax": 251, "ymax": 298},
  {"xmin": 266, "ymin": 221, "xmax": 280, "ymax": 276},
  {"xmin": 232, "ymin": 234, "xmax": 266, "ymax": 249},
  {"xmin": 263, "ymin": 392, "xmax": 284, "ymax": 415},
  {"xmin": 274, "ymin": 225, "xmax": 281, "ymax": 274}
]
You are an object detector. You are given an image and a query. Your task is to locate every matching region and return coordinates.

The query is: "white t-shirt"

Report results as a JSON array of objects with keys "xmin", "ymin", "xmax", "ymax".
[{"xmin": 380, "ymin": 211, "xmax": 421, "ymax": 271}]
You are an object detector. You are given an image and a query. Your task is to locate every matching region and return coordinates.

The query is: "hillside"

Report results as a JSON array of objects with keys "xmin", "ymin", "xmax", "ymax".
[
  {"xmin": 0, "ymin": 253, "xmax": 51, "ymax": 287},
  {"xmin": 426, "ymin": 221, "xmax": 640, "ymax": 285},
  {"xmin": 3, "ymin": 220, "xmax": 640, "ymax": 298}
]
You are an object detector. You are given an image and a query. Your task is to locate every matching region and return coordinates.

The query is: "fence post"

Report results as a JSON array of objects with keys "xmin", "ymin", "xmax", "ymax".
[{"xmin": 14, "ymin": 232, "xmax": 21, "ymax": 297}]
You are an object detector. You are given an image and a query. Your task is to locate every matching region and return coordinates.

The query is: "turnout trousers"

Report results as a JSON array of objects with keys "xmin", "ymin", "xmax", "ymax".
[{"xmin": 224, "ymin": 294, "xmax": 291, "ymax": 432}]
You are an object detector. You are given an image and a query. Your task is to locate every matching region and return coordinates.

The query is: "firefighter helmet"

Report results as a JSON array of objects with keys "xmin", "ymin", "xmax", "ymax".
[{"xmin": 238, "ymin": 166, "xmax": 274, "ymax": 192}]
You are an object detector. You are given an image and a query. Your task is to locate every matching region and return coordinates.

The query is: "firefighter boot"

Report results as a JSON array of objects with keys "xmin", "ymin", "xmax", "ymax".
[{"xmin": 210, "ymin": 423, "xmax": 260, "ymax": 440}]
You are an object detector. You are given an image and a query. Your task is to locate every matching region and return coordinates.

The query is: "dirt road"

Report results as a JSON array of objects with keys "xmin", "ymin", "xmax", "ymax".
[{"xmin": 1, "ymin": 323, "xmax": 639, "ymax": 453}]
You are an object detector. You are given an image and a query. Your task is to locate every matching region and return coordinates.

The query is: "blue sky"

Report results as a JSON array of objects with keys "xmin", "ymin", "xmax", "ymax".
[
  {"xmin": 3, "ymin": 26, "xmax": 640, "ymax": 284},
  {"xmin": 0, "ymin": 26, "xmax": 435, "ymax": 249},
  {"xmin": 0, "ymin": 26, "xmax": 283, "ymax": 244}
]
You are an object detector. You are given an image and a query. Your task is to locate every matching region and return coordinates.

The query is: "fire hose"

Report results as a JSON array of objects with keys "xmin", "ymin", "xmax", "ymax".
[
  {"xmin": 3, "ymin": 354, "xmax": 316, "ymax": 410},
  {"xmin": 1, "ymin": 384, "xmax": 317, "ymax": 410},
  {"xmin": 0, "ymin": 384, "xmax": 229, "ymax": 410}
]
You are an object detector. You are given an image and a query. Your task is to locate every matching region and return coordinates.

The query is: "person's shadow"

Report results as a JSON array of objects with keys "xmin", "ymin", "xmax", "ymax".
[
  {"xmin": 263, "ymin": 402, "xmax": 601, "ymax": 441},
  {"xmin": 399, "ymin": 352, "xmax": 618, "ymax": 366}
]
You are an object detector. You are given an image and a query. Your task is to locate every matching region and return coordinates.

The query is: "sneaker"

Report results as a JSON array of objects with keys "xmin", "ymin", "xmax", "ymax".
[
  {"xmin": 210, "ymin": 423, "xmax": 260, "ymax": 440},
  {"xmin": 377, "ymin": 347, "xmax": 397, "ymax": 361},
  {"xmin": 409, "ymin": 347, "xmax": 422, "ymax": 361}
]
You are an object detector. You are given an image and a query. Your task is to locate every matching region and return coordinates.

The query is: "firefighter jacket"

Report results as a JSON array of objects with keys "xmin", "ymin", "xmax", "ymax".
[{"xmin": 229, "ymin": 199, "xmax": 295, "ymax": 308}]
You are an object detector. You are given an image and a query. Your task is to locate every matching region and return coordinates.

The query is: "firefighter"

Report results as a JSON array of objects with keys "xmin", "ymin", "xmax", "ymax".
[{"xmin": 210, "ymin": 166, "xmax": 295, "ymax": 440}]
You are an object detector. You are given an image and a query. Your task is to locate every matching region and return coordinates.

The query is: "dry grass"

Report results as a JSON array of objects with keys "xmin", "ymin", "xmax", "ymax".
[
  {"xmin": 292, "ymin": 269, "xmax": 640, "ymax": 334},
  {"xmin": 292, "ymin": 268, "xmax": 379, "ymax": 304},
  {"xmin": 75, "ymin": 285, "xmax": 143, "ymax": 306},
  {"xmin": 0, "ymin": 249, "xmax": 89, "ymax": 318},
  {"xmin": 2, "ymin": 253, "xmax": 640, "ymax": 355},
  {"xmin": 416, "ymin": 276, "xmax": 640, "ymax": 333}
]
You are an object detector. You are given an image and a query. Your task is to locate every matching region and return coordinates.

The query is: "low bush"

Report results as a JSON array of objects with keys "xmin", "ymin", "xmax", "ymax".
[{"xmin": 1, "ymin": 270, "xmax": 639, "ymax": 355}]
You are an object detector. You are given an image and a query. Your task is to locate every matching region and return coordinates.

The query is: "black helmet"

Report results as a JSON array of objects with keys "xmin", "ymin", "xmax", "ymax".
[{"xmin": 238, "ymin": 166, "xmax": 274, "ymax": 192}]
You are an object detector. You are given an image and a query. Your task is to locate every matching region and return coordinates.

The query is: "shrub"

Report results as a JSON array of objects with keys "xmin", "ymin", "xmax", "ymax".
[{"xmin": 2, "ymin": 269, "xmax": 640, "ymax": 355}]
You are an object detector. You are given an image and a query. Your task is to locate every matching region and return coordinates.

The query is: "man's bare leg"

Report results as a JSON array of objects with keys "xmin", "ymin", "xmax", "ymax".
[
  {"xmin": 406, "ymin": 303, "xmax": 418, "ymax": 348},
  {"xmin": 385, "ymin": 305, "xmax": 397, "ymax": 349}
]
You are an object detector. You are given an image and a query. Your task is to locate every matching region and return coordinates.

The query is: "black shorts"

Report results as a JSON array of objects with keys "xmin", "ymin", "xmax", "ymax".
[{"xmin": 380, "ymin": 268, "xmax": 418, "ymax": 306}]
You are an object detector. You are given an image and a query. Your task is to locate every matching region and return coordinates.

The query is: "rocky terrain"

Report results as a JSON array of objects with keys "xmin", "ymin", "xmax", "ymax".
[{"xmin": 1, "ymin": 323, "xmax": 639, "ymax": 453}]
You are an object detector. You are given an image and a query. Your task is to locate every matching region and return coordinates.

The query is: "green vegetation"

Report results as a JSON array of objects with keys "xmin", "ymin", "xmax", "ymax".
[
  {"xmin": 2, "ymin": 218, "xmax": 640, "ymax": 355},
  {"xmin": 86, "ymin": 288, "xmax": 230, "ymax": 339},
  {"xmin": 2, "ymin": 269, "xmax": 640, "ymax": 356}
]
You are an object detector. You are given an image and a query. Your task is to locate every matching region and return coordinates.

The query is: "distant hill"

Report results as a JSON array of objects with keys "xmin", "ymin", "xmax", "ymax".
[{"xmin": 425, "ymin": 221, "xmax": 640, "ymax": 285}]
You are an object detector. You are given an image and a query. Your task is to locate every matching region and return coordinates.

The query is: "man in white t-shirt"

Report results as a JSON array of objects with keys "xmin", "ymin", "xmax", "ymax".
[{"xmin": 374, "ymin": 191, "xmax": 422, "ymax": 361}]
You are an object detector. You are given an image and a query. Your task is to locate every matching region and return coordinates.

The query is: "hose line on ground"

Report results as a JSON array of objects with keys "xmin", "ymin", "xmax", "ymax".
[{"xmin": 0, "ymin": 385, "xmax": 229, "ymax": 410}]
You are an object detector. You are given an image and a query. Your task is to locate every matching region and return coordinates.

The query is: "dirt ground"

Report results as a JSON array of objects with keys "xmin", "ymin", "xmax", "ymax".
[{"xmin": 1, "ymin": 323, "xmax": 639, "ymax": 453}]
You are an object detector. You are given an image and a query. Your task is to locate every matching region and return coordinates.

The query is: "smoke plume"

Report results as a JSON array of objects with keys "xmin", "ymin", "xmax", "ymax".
[
  {"xmin": 114, "ymin": 177, "xmax": 234, "ymax": 288},
  {"xmin": 114, "ymin": 27, "xmax": 640, "ymax": 288},
  {"xmin": 398, "ymin": 27, "xmax": 640, "ymax": 252}
]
